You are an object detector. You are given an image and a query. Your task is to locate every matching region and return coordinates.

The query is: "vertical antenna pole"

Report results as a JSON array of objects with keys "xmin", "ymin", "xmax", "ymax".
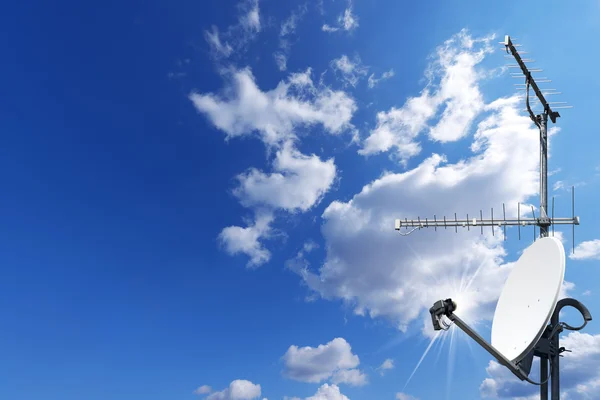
[
  {"xmin": 540, "ymin": 355, "xmax": 549, "ymax": 400},
  {"xmin": 491, "ymin": 208, "xmax": 495, "ymax": 236},
  {"xmin": 539, "ymin": 112, "xmax": 549, "ymax": 238}
]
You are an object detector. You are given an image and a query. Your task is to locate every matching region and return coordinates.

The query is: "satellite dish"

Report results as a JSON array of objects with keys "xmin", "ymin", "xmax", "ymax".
[{"xmin": 491, "ymin": 236, "xmax": 565, "ymax": 362}]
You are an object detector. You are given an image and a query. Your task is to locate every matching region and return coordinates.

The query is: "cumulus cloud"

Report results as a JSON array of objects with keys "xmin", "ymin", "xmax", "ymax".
[
  {"xmin": 219, "ymin": 211, "xmax": 274, "ymax": 268},
  {"xmin": 192, "ymin": 66, "xmax": 356, "ymax": 266},
  {"xmin": 570, "ymin": 239, "xmax": 600, "ymax": 260},
  {"xmin": 283, "ymin": 385, "xmax": 350, "ymax": 400},
  {"xmin": 233, "ymin": 141, "xmax": 336, "ymax": 212},
  {"xmin": 190, "ymin": 68, "xmax": 356, "ymax": 147},
  {"xmin": 290, "ymin": 57, "xmax": 551, "ymax": 335},
  {"xmin": 360, "ymin": 30, "xmax": 494, "ymax": 162},
  {"xmin": 195, "ymin": 385, "xmax": 213, "ymax": 395},
  {"xmin": 368, "ymin": 69, "xmax": 395, "ymax": 89},
  {"xmin": 330, "ymin": 55, "xmax": 369, "ymax": 87},
  {"xmin": 206, "ymin": 380, "xmax": 262, "ymax": 400},
  {"xmin": 331, "ymin": 368, "xmax": 368, "ymax": 386},
  {"xmin": 480, "ymin": 332, "xmax": 600, "ymax": 399},
  {"xmin": 377, "ymin": 358, "xmax": 394, "ymax": 375},
  {"xmin": 396, "ymin": 393, "xmax": 419, "ymax": 400},
  {"xmin": 282, "ymin": 338, "xmax": 365, "ymax": 384},
  {"xmin": 322, "ymin": 1, "xmax": 358, "ymax": 33}
]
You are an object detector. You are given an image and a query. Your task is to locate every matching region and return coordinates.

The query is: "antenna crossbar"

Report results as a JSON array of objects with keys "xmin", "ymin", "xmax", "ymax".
[{"xmin": 394, "ymin": 217, "xmax": 579, "ymax": 230}]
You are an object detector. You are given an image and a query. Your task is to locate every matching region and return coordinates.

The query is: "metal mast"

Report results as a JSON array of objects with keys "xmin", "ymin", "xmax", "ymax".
[
  {"xmin": 394, "ymin": 35, "xmax": 579, "ymax": 248},
  {"xmin": 394, "ymin": 35, "xmax": 582, "ymax": 400}
]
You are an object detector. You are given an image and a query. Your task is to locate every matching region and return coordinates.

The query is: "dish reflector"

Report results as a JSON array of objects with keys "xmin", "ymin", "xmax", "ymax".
[{"xmin": 491, "ymin": 237, "xmax": 565, "ymax": 362}]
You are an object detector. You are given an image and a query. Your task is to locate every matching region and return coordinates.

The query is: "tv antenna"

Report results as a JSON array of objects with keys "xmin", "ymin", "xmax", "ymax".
[
  {"xmin": 394, "ymin": 35, "xmax": 580, "ymax": 253},
  {"xmin": 395, "ymin": 36, "xmax": 590, "ymax": 399},
  {"xmin": 429, "ymin": 237, "xmax": 592, "ymax": 400}
]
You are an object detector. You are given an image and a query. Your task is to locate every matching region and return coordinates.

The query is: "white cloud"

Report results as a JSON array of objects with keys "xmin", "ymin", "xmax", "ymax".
[
  {"xmin": 195, "ymin": 385, "xmax": 212, "ymax": 395},
  {"xmin": 203, "ymin": 0, "xmax": 261, "ymax": 60},
  {"xmin": 553, "ymin": 180, "xmax": 585, "ymax": 192},
  {"xmin": 239, "ymin": 0, "xmax": 261, "ymax": 33},
  {"xmin": 219, "ymin": 211, "xmax": 274, "ymax": 268},
  {"xmin": 207, "ymin": 380, "xmax": 262, "ymax": 400},
  {"xmin": 367, "ymin": 69, "xmax": 395, "ymax": 88},
  {"xmin": 290, "ymin": 85, "xmax": 547, "ymax": 335},
  {"xmin": 322, "ymin": 1, "xmax": 359, "ymax": 33},
  {"xmin": 359, "ymin": 93, "xmax": 436, "ymax": 162},
  {"xmin": 282, "ymin": 337, "xmax": 362, "ymax": 383},
  {"xmin": 570, "ymin": 239, "xmax": 600, "ymax": 260},
  {"xmin": 190, "ymin": 67, "xmax": 356, "ymax": 148},
  {"xmin": 582, "ymin": 290, "xmax": 592, "ymax": 296},
  {"xmin": 205, "ymin": 26, "xmax": 233, "ymax": 58},
  {"xmin": 396, "ymin": 393, "xmax": 419, "ymax": 400},
  {"xmin": 339, "ymin": 6, "xmax": 358, "ymax": 31},
  {"xmin": 377, "ymin": 358, "xmax": 394, "ymax": 375},
  {"xmin": 330, "ymin": 55, "xmax": 369, "ymax": 87},
  {"xmin": 274, "ymin": 52, "xmax": 287, "ymax": 71},
  {"xmin": 359, "ymin": 30, "xmax": 494, "ymax": 162},
  {"xmin": 274, "ymin": 4, "xmax": 308, "ymax": 70},
  {"xmin": 280, "ymin": 4, "xmax": 307, "ymax": 37},
  {"xmin": 553, "ymin": 180, "xmax": 564, "ymax": 191},
  {"xmin": 480, "ymin": 332, "xmax": 600, "ymax": 399},
  {"xmin": 192, "ymin": 67, "xmax": 356, "ymax": 267},
  {"xmin": 306, "ymin": 384, "xmax": 350, "ymax": 400},
  {"xmin": 233, "ymin": 141, "xmax": 337, "ymax": 212},
  {"xmin": 331, "ymin": 368, "xmax": 368, "ymax": 386}
]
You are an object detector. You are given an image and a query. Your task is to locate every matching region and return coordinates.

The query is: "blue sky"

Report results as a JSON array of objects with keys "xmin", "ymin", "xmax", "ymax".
[{"xmin": 1, "ymin": 1, "xmax": 600, "ymax": 399}]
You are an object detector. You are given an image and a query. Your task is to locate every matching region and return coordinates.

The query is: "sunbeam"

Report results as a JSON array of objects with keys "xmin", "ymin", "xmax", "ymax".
[
  {"xmin": 403, "ymin": 331, "xmax": 441, "ymax": 390},
  {"xmin": 446, "ymin": 326, "xmax": 458, "ymax": 400}
]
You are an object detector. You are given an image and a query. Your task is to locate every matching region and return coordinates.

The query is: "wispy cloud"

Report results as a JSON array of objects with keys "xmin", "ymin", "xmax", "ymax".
[
  {"xmin": 330, "ymin": 55, "xmax": 369, "ymax": 87},
  {"xmin": 368, "ymin": 69, "xmax": 395, "ymax": 88},
  {"xmin": 322, "ymin": 0, "xmax": 358, "ymax": 33},
  {"xmin": 274, "ymin": 4, "xmax": 308, "ymax": 71},
  {"xmin": 204, "ymin": 0, "xmax": 262, "ymax": 60}
]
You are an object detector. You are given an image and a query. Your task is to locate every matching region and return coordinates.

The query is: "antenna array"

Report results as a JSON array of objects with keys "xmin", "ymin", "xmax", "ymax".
[
  {"xmin": 394, "ymin": 35, "xmax": 580, "ymax": 252},
  {"xmin": 400, "ymin": 35, "xmax": 586, "ymax": 400}
]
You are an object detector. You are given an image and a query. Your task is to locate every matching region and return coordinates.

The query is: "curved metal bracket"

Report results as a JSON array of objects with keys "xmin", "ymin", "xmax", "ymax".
[{"xmin": 552, "ymin": 298, "xmax": 592, "ymax": 332}]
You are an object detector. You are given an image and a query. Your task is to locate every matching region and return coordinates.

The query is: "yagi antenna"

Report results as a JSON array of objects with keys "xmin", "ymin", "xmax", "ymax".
[{"xmin": 394, "ymin": 35, "xmax": 580, "ymax": 253}]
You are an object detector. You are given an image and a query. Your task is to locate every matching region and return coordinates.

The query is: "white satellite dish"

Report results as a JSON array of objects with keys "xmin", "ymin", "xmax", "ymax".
[{"xmin": 491, "ymin": 236, "xmax": 566, "ymax": 362}]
